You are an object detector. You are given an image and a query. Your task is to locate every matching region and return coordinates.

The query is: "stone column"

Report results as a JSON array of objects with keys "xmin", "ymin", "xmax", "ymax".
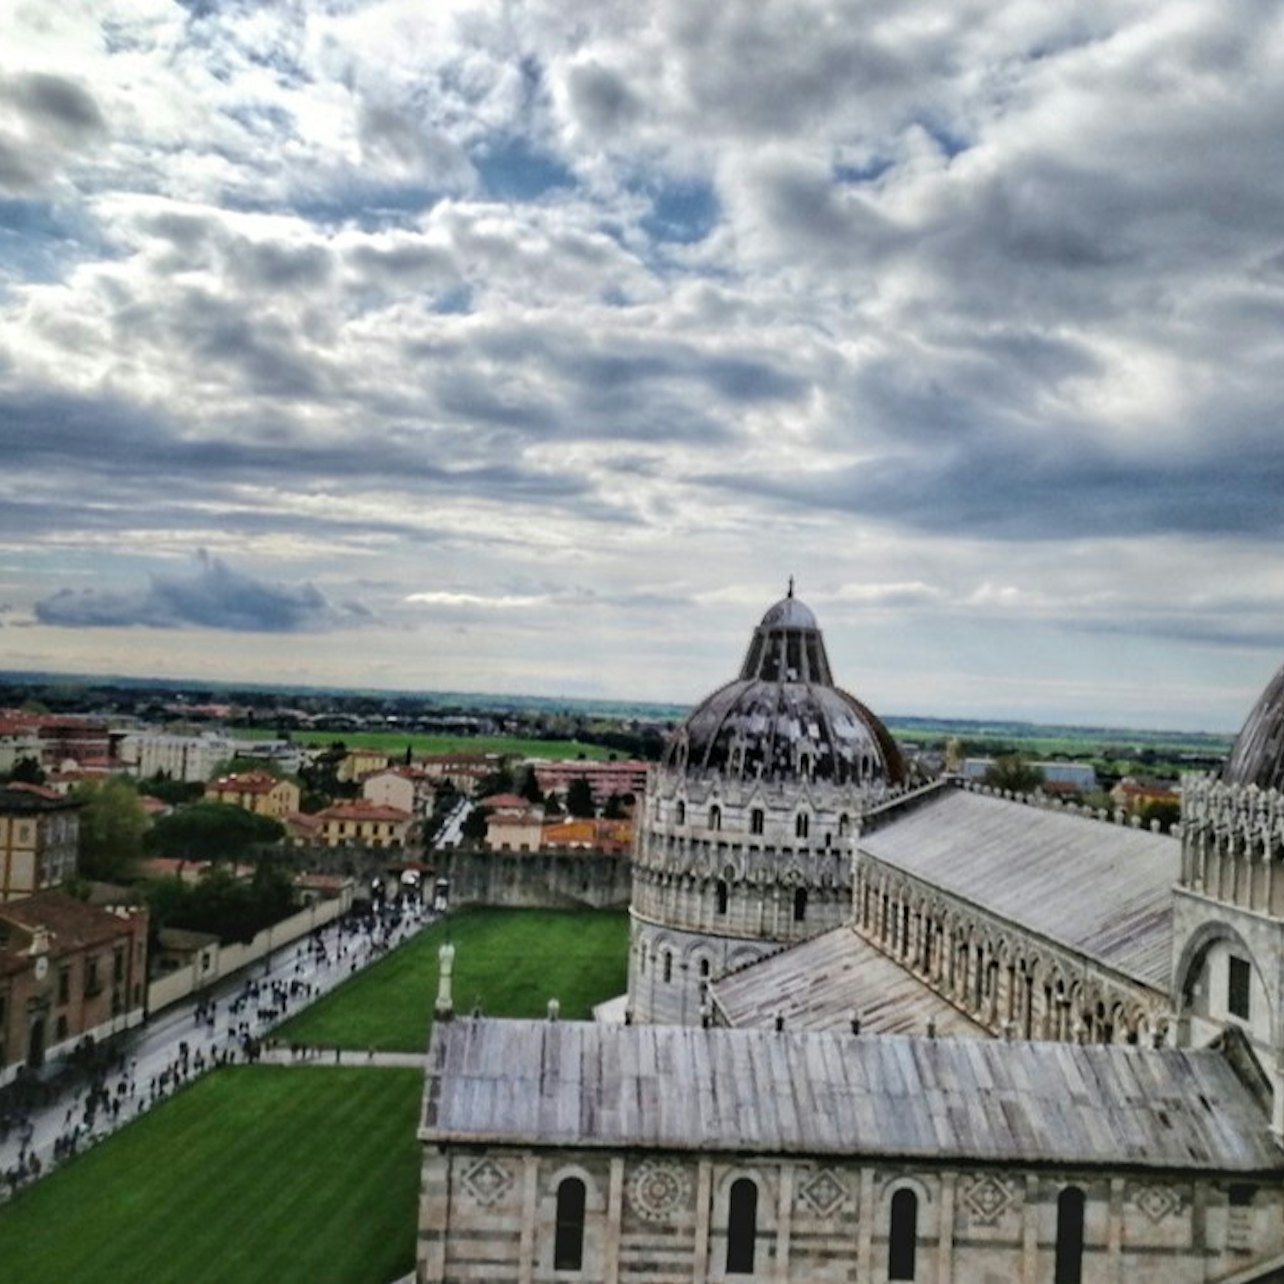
[
  {"xmin": 692, "ymin": 1160, "xmax": 713, "ymax": 1283},
  {"xmin": 605, "ymin": 1157, "xmax": 624, "ymax": 1284},
  {"xmin": 518, "ymin": 1153, "xmax": 538, "ymax": 1284},
  {"xmin": 775, "ymin": 1162, "xmax": 794, "ymax": 1282}
]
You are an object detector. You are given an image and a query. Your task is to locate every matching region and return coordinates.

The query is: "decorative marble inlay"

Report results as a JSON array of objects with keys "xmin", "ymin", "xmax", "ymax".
[
  {"xmin": 798, "ymin": 1167, "xmax": 848, "ymax": 1217},
  {"xmin": 1132, "ymin": 1184, "xmax": 1182, "ymax": 1224},
  {"xmin": 628, "ymin": 1161, "xmax": 691, "ymax": 1223},
  {"xmin": 960, "ymin": 1173, "xmax": 1017, "ymax": 1225},
  {"xmin": 461, "ymin": 1157, "xmax": 514, "ymax": 1206}
]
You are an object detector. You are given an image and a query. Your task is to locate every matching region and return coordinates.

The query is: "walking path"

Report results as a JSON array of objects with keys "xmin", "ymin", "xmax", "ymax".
[
  {"xmin": 0, "ymin": 900, "xmax": 435, "ymax": 1198},
  {"xmin": 258, "ymin": 1048, "xmax": 427, "ymax": 1069}
]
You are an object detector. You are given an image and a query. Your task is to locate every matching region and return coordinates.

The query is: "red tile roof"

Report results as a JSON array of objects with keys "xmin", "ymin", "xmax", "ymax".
[{"xmin": 0, "ymin": 889, "xmax": 141, "ymax": 953}]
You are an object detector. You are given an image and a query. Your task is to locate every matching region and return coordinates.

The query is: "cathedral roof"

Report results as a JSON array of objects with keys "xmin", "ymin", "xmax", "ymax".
[
  {"xmin": 711, "ymin": 925, "xmax": 988, "ymax": 1037},
  {"xmin": 859, "ymin": 786, "xmax": 1177, "ymax": 990},
  {"xmin": 1223, "ymin": 658, "xmax": 1284, "ymax": 791},
  {"xmin": 422, "ymin": 1019, "xmax": 1282, "ymax": 1172},
  {"xmin": 662, "ymin": 588, "xmax": 904, "ymax": 786}
]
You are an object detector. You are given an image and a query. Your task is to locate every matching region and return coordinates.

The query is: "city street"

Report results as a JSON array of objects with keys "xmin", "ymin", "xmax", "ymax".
[{"xmin": 0, "ymin": 900, "xmax": 434, "ymax": 1195}]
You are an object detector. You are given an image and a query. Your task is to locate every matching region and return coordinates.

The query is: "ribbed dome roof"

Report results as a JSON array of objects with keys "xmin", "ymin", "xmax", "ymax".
[
  {"xmin": 1224, "ymin": 659, "xmax": 1284, "ymax": 791},
  {"xmin": 663, "ymin": 590, "xmax": 904, "ymax": 786}
]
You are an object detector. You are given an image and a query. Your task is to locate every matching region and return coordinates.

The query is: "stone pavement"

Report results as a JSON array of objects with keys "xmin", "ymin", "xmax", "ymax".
[{"xmin": 259, "ymin": 1047, "xmax": 428, "ymax": 1069}]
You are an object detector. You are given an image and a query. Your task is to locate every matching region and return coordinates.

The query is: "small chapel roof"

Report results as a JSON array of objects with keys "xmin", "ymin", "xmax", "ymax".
[
  {"xmin": 421, "ymin": 1019, "xmax": 1283, "ymax": 1174},
  {"xmin": 858, "ymin": 786, "xmax": 1178, "ymax": 991}
]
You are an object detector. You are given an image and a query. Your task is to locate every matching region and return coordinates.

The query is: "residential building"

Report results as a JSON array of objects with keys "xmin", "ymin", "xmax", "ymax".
[
  {"xmin": 0, "ymin": 889, "xmax": 148, "ymax": 1088},
  {"xmin": 1112, "ymin": 775, "xmax": 1181, "ymax": 812},
  {"xmin": 33, "ymin": 717, "xmax": 112, "ymax": 768},
  {"xmin": 337, "ymin": 748, "xmax": 392, "ymax": 783},
  {"xmin": 307, "ymin": 800, "xmax": 414, "ymax": 849},
  {"xmin": 0, "ymin": 785, "xmax": 80, "ymax": 903},
  {"xmin": 417, "ymin": 753, "xmax": 502, "ymax": 796},
  {"xmin": 363, "ymin": 766, "xmax": 437, "ymax": 818},
  {"xmin": 532, "ymin": 758, "xmax": 649, "ymax": 804},
  {"xmin": 540, "ymin": 817, "xmax": 632, "ymax": 855},
  {"xmin": 117, "ymin": 731, "xmax": 236, "ymax": 783},
  {"xmin": 0, "ymin": 721, "xmax": 41, "ymax": 774},
  {"xmin": 481, "ymin": 794, "xmax": 544, "ymax": 853},
  {"xmin": 204, "ymin": 772, "xmax": 300, "ymax": 819}
]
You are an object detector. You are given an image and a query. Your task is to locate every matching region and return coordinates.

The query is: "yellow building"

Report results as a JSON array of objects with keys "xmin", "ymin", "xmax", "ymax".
[
  {"xmin": 310, "ymin": 800, "xmax": 413, "ymax": 849},
  {"xmin": 337, "ymin": 749, "xmax": 392, "ymax": 783},
  {"xmin": 0, "ymin": 785, "xmax": 80, "ymax": 904},
  {"xmin": 204, "ymin": 772, "xmax": 300, "ymax": 819}
]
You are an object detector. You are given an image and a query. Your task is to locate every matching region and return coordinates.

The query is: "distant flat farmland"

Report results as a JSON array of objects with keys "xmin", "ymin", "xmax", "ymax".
[{"xmin": 232, "ymin": 728, "xmax": 616, "ymax": 760}]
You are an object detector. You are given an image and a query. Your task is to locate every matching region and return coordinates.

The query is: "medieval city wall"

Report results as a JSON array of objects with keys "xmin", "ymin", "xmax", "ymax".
[
  {"xmin": 442, "ymin": 849, "xmax": 632, "ymax": 911},
  {"xmin": 417, "ymin": 1144, "xmax": 1284, "ymax": 1284}
]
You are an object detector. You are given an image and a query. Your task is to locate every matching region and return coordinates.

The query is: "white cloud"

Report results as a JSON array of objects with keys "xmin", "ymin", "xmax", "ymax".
[{"xmin": 1, "ymin": 0, "xmax": 1283, "ymax": 727}]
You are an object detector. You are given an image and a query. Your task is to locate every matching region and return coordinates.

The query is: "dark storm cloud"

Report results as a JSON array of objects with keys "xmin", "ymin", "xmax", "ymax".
[
  {"xmin": 0, "ymin": 73, "xmax": 105, "ymax": 195},
  {"xmin": 0, "ymin": 389, "xmax": 598, "ymax": 507},
  {"xmin": 34, "ymin": 551, "xmax": 370, "ymax": 633},
  {"xmin": 700, "ymin": 433, "xmax": 1284, "ymax": 542},
  {"xmin": 564, "ymin": 62, "xmax": 642, "ymax": 137}
]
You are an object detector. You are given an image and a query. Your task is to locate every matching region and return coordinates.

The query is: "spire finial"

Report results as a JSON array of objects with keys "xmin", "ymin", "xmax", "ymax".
[{"xmin": 787, "ymin": 575, "xmax": 794, "ymax": 599}]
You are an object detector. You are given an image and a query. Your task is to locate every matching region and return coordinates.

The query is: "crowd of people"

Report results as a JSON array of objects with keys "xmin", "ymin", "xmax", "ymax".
[{"xmin": 0, "ymin": 897, "xmax": 430, "ymax": 1201}]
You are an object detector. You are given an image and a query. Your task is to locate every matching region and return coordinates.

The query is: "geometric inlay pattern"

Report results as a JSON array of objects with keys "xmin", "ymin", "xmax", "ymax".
[
  {"xmin": 628, "ymin": 1161, "xmax": 692, "ymax": 1223},
  {"xmin": 461, "ymin": 1157, "xmax": 515, "ymax": 1206},
  {"xmin": 960, "ymin": 1173, "xmax": 1018, "ymax": 1226},
  {"xmin": 798, "ymin": 1167, "xmax": 848, "ymax": 1218},
  {"xmin": 1132, "ymin": 1184, "xmax": 1182, "ymax": 1224}
]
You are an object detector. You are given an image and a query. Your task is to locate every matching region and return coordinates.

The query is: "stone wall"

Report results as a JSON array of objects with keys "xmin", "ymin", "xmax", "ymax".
[
  {"xmin": 418, "ymin": 1145, "xmax": 1284, "ymax": 1283},
  {"xmin": 442, "ymin": 848, "xmax": 632, "ymax": 911}
]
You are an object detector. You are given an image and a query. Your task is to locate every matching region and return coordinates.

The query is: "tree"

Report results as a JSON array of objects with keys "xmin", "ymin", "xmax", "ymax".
[
  {"xmin": 143, "ymin": 861, "xmax": 298, "ymax": 946},
  {"xmin": 478, "ymin": 765, "xmax": 515, "ymax": 797},
  {"xmin": 8, "ymin": 756, "xmax": 45, "ymax": 785},
  {"xmin": 73, "ymin": 777, "xmax": 148, "ymax": 882},
  {"xmin": 566, "ymin": 777, "xmax": 596, "ymax": 819},
  {"xmin": 140, "ymin": 774, "xmax": 203, "ymax": 807},
  {"xmin": 982, "ymin": 755, "xmax": 1044, "ymax": 795},
  {"xmin": 461, "ymin": 806, "xmax": 490, "ymax": 843},
  {"xmin": 517, "ymin": 766, "xmax": 543, "ymax": 805},
  {"xmin": 602, "ymin": 792, "xmax": 632, "ymax": 819},
  {"xmin": 1139, "ymin": 799, "xmax": 1181, "ymax": 834},
  {"xmin": 146, "ymin": 802, "xmax": 284, "ymax": 863}
]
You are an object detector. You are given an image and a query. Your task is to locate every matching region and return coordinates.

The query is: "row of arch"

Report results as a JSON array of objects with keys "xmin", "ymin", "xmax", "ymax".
[
  {"xmin": 671, "ymin": 798, "xmax": 854, "ymax": 840},
  {"xmin": 548, "ymin": 1173, "xmax": 1087, "ymax": 1282},
  {"xmin": 857, "ymin": 863, "xmax": 1164, "ymax": 1045},
  {"xmin": 636, "ymin": 836, "xmax": 852, "ymax": 885},
  {"xmin": 630, "ymin": 870, "xmax": 847, "ymax": 944}
]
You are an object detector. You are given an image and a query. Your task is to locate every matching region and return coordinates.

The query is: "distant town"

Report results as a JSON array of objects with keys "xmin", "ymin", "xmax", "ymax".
[{"xmin": 0, "ymin": 666, "xmax": 1239, "ymax": 1099}]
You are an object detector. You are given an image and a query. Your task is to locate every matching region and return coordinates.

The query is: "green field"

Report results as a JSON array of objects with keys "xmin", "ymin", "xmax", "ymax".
[
  {"xmin": 0, "ymin": 1067, "xmax": 421, "ymax": 1284},
  {"xmin": 233, "ymin": 728, "xmax": 615, "ymax": 761},
  {"xmin": 276, "ymin": 907, "xmax": 629, "ymax": 1051}
]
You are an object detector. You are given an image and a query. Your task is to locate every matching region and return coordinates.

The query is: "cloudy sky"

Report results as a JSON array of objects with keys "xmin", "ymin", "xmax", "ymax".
[{"xmin": 2, "ymin": 1, "xmax": 1284, "ymax": 730}]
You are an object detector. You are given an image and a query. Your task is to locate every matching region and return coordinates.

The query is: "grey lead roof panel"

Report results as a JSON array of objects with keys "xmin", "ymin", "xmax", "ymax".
[
  {"xmin": 858, "ymin": 789, "xmax": 1177, "ymax": 989},
  {"xmin": 421, "ymin": 1018, "xmax": 1282, "ymax": 1172},
  {"xmin": 711, "ymin": 925, "xmax": 988, "ymax": 1037}
]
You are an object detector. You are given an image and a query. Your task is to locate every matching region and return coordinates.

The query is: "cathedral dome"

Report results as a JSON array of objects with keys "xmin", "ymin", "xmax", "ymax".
[
  {"xmin": 1223, "ymin": 659, "xmax": 1284, "ymax": 791},
  {"xmin": 662, "ymin": 589, "xmax": 904, "ymax": 786}
]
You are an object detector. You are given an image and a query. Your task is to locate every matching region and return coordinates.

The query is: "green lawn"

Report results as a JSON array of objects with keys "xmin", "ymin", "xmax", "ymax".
[
  {"xmin": 276, "ymin": 907, "xmax": 629, "ymax": 1052},
  {"xmin": 0, "ymin": 1067, "xmax": 421, "ymax": 1284},
  {"xmin": 233, "ymin": 728, "xmax": 615, "ymax": 760}
]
